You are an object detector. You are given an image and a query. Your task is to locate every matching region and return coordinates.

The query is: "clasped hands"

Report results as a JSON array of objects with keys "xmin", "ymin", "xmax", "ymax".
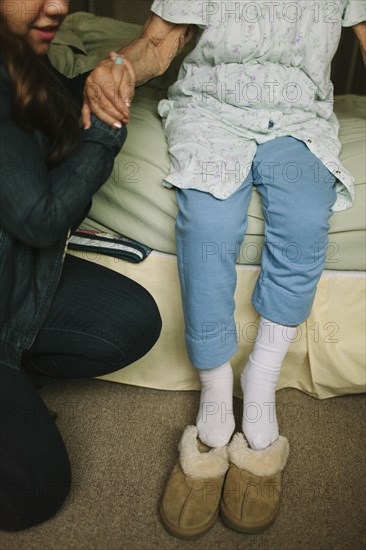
[
  {"xmin": 82, "ymin": 20, "xmax": 195, "ymax": 130},
  {"xmin": 82, "ymin": 51, "xmax": 136, "ymax": 129}
]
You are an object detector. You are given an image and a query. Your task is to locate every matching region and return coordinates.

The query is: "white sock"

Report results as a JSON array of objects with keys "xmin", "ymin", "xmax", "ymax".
[
  {"xmin": 196, "ymin": 361, "xmax": 235, "ymax": 448},
  {"xmin": 241, "ymin": 317, "xmax": 297, "ymax": 451}
]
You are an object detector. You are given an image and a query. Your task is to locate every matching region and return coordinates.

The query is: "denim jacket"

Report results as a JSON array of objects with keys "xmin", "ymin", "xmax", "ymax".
[{"xmin": 0, "ymin": 63, "xmax": 127, "ymax": 371}]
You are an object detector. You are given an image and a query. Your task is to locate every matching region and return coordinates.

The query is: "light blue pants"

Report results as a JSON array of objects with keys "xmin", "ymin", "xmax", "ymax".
[{"xmin": 176, "ymin": 137, "xmax": 337, "ymax": 370}]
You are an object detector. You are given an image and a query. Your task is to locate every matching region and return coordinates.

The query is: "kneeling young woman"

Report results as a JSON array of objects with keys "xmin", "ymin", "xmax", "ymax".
[{"xmin": 0, "ymin": 0, "xmax": 162, "ymax": 531}]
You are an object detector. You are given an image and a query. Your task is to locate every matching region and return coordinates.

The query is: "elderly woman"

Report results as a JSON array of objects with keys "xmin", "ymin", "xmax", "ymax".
[{"xmin": 84, "ymin": 0, "xmax": 366, "ymax": 539}]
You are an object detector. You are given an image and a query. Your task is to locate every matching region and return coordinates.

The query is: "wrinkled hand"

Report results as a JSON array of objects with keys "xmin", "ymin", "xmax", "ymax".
[{"xmin": 82, "ymin": 53, "xmax": 136, "ymax": 129}]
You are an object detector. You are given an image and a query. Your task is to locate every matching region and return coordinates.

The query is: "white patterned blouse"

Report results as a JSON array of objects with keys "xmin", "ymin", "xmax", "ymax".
[{"xmin": 151, "ymin": 0, "xmax": 365, "ymax": 210}]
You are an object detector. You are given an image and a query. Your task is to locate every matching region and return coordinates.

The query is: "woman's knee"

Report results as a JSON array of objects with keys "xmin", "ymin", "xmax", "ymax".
[
  {"xmin": 102, "ymin": 283, "xmax": 162, "ymax": 369},
  {"xmin": 297, "ymin": 207, "xmax": 333, "ymax": 261},
  {"xmin": 132, "ymin": 286, "xmax": 162, "ymax": 353},
  {"xmin": 0, "ymin": 475, "xmax": 71, "ymax": 532},
  {"xmin": 176, "ymin": 188, "xmax": 246, "ymax": 241},
  {"xmin": 0, "ymin": 367, "xmax": 72, "ymax": 532},
  {"xmin": 0, "ymin": 435, "xmax": 71, "ymax": 532}
]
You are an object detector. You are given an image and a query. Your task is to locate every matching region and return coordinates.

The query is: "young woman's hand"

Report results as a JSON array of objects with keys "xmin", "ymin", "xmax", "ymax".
[{"xmin": 82, "ymin": 53, "xmax": 136, "ymax": 129}]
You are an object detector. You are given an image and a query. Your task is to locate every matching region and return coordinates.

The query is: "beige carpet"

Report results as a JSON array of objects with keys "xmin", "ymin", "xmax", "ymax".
[{"xmin": 0, "ymin": 380, "xmax": 365, "ymax": 550}]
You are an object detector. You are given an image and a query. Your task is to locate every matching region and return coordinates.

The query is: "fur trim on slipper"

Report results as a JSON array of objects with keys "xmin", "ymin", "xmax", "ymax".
[
  {"xmin": 228, "ymin": 433, "xmax": 289, "ymax": 477},
  {"xmin": 178, "ymin": 426, "xmax": 229, "ymax": 479}
]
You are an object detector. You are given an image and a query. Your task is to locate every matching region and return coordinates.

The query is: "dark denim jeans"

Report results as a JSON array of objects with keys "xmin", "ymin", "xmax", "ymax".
[{"xmin": 0, "ymin": 255, "xmax": 161, "ymax": 531}]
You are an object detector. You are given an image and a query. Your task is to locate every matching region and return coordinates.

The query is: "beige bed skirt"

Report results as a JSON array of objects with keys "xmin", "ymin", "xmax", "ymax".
[{"xmin": 69, "ymin": 250, "xmax": 365, "ymax": 400}]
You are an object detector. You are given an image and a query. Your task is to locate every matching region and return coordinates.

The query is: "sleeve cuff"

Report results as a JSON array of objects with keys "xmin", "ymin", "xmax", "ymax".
[{"xmin": 81, "ymin": 114, "xmax": 127, "ymax": 154}]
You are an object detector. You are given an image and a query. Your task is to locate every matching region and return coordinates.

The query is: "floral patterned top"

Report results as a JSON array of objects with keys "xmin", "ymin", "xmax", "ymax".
[{"xmin": 151, "ymin": 0, "xmax": 365, "ymax": 210}]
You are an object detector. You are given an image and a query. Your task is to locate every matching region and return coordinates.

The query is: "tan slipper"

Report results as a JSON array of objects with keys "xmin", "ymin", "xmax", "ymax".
[
  {"xmin": 220, "ymin": 433, "xmax": 290, "ymax": 534},
  {"xmin": 160, "ymin": 425, "xmax": 229, "ymax": 540}
]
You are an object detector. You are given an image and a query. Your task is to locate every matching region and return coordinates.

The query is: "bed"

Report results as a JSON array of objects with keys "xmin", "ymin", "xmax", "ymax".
[{"xmin": 48, "ymin": 6, "xmax": 366, "ymax": 399}]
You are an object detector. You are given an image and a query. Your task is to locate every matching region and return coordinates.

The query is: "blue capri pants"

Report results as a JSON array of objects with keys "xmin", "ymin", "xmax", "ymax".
[{"xmin": 175, "ymin": 137, "xmax": 337, "ymax": 370}]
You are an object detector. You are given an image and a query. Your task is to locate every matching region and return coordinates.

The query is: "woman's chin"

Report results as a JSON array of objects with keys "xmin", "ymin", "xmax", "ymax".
[{"xmin": 28, "ymin": 37, "xmax": 52, "ymax": 55}]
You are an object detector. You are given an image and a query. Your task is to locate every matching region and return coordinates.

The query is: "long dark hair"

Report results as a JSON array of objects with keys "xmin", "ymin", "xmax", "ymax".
[{"xmin": 0, "ymin": 22, "xmax": 80, "ymax": 166}]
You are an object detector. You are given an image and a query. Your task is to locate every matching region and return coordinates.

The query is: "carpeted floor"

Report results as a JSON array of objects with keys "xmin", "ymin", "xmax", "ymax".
[{"xmin": 0, "ymin": 379, "xmax": 365, "ymax": 550}]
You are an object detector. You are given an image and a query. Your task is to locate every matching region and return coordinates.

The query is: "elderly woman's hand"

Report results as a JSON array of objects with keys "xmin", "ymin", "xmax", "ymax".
[
  {"xmin": 82, "ymin": 14, "xmax": 195, "ymax": 129},
  {"xmin": 82, "ymin": 53, "xmax": 136, "ymax": 129}
]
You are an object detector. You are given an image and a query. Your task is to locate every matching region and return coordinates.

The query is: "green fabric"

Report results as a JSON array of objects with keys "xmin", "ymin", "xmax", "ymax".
[
  {"xmin": 49, "ymin": 14, "xmax": 366, "ymax": 270},
  {"xmin": 49, "ymin": 13, "xmax": 141, "ymax": 78}
]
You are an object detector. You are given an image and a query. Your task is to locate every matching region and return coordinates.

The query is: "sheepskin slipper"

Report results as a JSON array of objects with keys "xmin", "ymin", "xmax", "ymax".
[
  {"xmin": 160, "ymin": 425, "xmax": 229, "ymax": 540},
  {"xmin": 220, "ymin": 433, "xmax": 290, "ymax": 534}
]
